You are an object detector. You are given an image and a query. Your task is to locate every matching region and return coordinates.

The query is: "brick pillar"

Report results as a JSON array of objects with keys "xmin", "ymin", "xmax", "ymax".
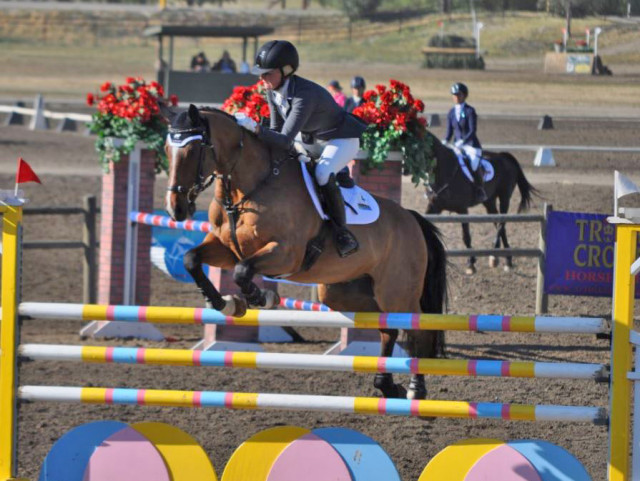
[
  {"xmin": 98, "ymin": 149, "xmax": 155, "ymax": 305},
  {"xmin": 81, "ymin": 145, "xmax": 162, "ymax": 341},
  {"xmin": 329, "ymin": 151, "xmax": 406, "ymax": 356},
  {"xmin": 350, "ymin": 153, "xmax": 403, "ymax": 204}
]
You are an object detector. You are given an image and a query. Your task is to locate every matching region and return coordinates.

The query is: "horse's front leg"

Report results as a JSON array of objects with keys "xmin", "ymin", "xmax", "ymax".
[
  {"xmin": 233, "ymin": 241, "xmax": 286, "ymax": 309},
  {"xmin": 183, "ymin": 233, "xmax": 245, "ymax": 316}
]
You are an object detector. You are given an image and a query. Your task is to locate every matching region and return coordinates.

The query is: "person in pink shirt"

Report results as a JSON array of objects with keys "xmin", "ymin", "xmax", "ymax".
[{"xmin": 327, "ymin": 80, "xmax": 346, "ymax": 107}]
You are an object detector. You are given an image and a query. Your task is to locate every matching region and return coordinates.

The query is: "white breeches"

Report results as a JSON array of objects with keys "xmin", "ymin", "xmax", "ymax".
[
  {"xmin": 297, "ymin": 136, "xmax": 360, "ymax": 186},
  {"xmin": 460, "ymin": 145, "xmax": 483, "ymax": 171}
]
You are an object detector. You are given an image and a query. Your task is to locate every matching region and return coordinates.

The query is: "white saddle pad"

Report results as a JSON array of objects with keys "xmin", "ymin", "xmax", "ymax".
[
  {"xmin": 299, "ymin": 160, "xmax": 380, "ymax": 225},
  {"xmin": 457, "ymin": 153, "xmax": 495, "ymax": 183}
]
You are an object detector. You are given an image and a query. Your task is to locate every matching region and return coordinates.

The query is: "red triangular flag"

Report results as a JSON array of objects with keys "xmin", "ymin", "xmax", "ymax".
[{"xmin": 16, "ymin": 157, "xmax": 42, "ymax": 185}]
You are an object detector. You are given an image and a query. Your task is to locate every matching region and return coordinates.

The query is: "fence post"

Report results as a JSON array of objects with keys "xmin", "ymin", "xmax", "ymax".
[
  {"xmin": 0, "ymin": 204, "xmax": 23, "ymax": 481},
  {"xmin": 535, "ymin": 203, "xmax": 550, "ymax": 314},
  {"xmin": 83, "ymin": 195, "xmax": 98, "ymax": 304}
]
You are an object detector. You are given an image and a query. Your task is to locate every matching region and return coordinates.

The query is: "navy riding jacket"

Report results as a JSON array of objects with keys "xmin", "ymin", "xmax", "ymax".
[
  {"xmin": 258, "ymin": 75, "xmax": 366, "ymax": 150},
  {"xmin": 444, "ymin": 103, "xmax": 481, "ymax": 149}
]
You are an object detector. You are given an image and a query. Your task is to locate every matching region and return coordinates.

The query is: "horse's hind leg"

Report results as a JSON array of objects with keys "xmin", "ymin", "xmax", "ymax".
[
  {"xmin": 498, "ymin": 194, "xmax": 514, "ymax": 270},
  {"xmin": 461, "ymin": 219, "xmax": 476, "ymax": 275},
  {"xmin": 318, "ymin": 279, "xmax": 406, "ymax": 399},
  {"xmin": 184, "ymin": 233, "xmax": 245, "ymax": 316},
  {"xmin": 484, "ymin": 198, "xmax": 502, "ymax": 268}
]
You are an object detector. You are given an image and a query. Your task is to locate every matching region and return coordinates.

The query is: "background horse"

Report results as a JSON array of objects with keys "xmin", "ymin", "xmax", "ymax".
[
  {"xmin": 164, "ymin": 105, "xmax": 447, "ymax": 400},
  {"xmin": 425, "ymin": 138, "xmax": 538, "ymax": 274}
]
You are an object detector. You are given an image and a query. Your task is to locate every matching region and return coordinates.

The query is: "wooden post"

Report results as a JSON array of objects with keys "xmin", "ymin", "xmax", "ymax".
[
  {"xmin": 535, "ymin": 203, "xmax": 550, "ymax": 314},
  {"xmin": 83, "ymin": 195, "xmax": 98, "ymax": 304}
]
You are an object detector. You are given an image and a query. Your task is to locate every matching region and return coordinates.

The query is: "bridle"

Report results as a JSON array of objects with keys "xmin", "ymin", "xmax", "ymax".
[
  {"xmin": 166, "ymin": 110, "xmax": 284, "ymax": 258},
  {"xmin": 427, "ymin": 145, "xmax": 461, "ymax": 199},
  {"xmin": 167, "ymin": 119, "xmax": 220, "ymax": 210}
]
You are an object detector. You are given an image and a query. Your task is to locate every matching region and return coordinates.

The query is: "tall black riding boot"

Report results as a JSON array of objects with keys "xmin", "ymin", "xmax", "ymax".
[
  {"xmin": 471, "ymin": 166, "xmax": 488, "ymax": 203},
  {"xmin": 320, "ymin": 174, "xmax": 359, "ymax": 258}
]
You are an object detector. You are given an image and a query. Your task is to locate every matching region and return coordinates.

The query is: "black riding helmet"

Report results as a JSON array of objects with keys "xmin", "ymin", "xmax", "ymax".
[
  {"xmin": 351, "ymin": 76, "xmax": 366, "ymax": 89},
  {"xmin": 252, "ymin": 40, "xmax": 299, "ymax": 77},
  {"xmin": 450, "ymin": 82, "xmax": 469, "ymax": 96}
]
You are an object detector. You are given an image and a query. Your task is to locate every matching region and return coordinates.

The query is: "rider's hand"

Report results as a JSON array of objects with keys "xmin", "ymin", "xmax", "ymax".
[
  {"xmin": 441, "ymin": 139, "xmax": 448, "ymax": 145},
  {"xmin": 297, "ymin": 153, "xmax": 311, "ymax": 163},
  {"xmin": 454, "ymin": 139, "xmax": 464, "ymax": 148},
  {"xmin": 234, "ymin": 113, "xmax": 258, "ymax": 134}
]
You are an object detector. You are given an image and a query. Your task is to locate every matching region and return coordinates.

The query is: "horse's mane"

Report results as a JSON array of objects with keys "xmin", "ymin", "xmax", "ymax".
[
  {"xmin": 169, "ymin": 107, "xmax": 236, "ymax": 131},
  {"xmin": 199, "ymin": 106, "xmax": 236, "ymax": 122}
]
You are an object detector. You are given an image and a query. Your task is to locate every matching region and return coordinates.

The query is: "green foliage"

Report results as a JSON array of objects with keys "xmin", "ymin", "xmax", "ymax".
[
  {"xmin": 359, "ymin": 127, "xmax": 436, "ymax": 185},
  {"xmin": 423, "ymin": 53, "xmax": 485, "ymax": 69},
  {"xmin": 89, "ymin": 113, "xmax": 168, "ymax": 173}
]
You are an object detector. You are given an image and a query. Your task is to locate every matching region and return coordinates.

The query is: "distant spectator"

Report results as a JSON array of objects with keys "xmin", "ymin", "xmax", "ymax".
[
  {"xmin": 327, "ymin": 80, "xmax": 346, "ymax": 107},
  {"xmin": 190, "ymin": 52, "xmax": 210, "ymax": 72},
  {"xmin": 212, "ymin": 50, "xmax": 237, "ymax": 73},
  {"xmin": 239, "ymin": 60, "xmax": 251, "ymax": 74},
  {"xmin": 344, "ymin": 76, "xmax": 366, "ymax": 113}
]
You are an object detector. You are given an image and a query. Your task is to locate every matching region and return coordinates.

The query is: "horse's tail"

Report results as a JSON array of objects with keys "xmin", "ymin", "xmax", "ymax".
[
  {"xmin": 502, "ymin": 152, "xmax": 540, "ymax": 213},
  {"xmin": 408, "ymin": 210, "xmax": 447, "ymax": 357}
]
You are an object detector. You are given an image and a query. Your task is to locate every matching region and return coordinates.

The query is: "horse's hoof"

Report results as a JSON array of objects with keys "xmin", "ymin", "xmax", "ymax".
[
  {"xmin": 408, "ymin": 379, "xmax": 427, "ymax": 400},
  {"xmin": 407, "ymin": 388, "xmax": 427, "ymax": 400},
  {"xmin": 393, "ymin": 384, "xmax": 408, "ymax": 399},
  {"xmin": 504, "ymin": 264, "xmax": 513, "ymax": 272},
  {"xmin": 465, "ymin": 266, "xmax": 476, "ymax": 276},
  {"xmin": 249, "ymin": 289, "xmax": 280, "ymax": 309},
  {"xmin": 488, "ymin": 256, "xmax": 498, "ymax": 268},
  {"xmin": 262, "ymin": 290, "xmax": 280, "ymax": 309},
  {"xmin": 221, "ymin": 295, "xmax": 247, "ymax": 317}
]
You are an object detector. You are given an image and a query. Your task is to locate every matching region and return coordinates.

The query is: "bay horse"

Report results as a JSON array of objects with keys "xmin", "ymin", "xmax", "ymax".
[
  {"xmin": 425, "ymin": 138, "xmax": 538, "ymax": 275},
  {"xmin": 163, "ymin": 105, "xmax": 447, "ymax": 400}
]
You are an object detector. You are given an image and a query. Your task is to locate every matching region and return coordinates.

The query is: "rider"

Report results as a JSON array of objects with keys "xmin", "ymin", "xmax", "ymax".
[
  {"xmin": 344, "ymin": 76, "xmax": 366, "ymax": 113},
  {"xmin": 234, "ymin": 40, "xmax": 365, "ymax": 258},
  {"xmin": 443, "ymin": 82, "xmax": 487, "ymax": 203}
]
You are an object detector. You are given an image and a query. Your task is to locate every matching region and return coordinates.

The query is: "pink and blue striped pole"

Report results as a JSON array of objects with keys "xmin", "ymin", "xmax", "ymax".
[{"xmin": 130, "ymin": 211, "xmax": 213, "ymax": 233}]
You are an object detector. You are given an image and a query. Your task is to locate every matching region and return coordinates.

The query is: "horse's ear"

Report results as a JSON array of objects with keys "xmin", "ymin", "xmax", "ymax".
[
  {"xmin": 188, "ymin": 104, "xmax": 200, "ymax": 125},
  {"xmin": 158, "ymin": 100, "xmax": 177, "ymax": 123}
]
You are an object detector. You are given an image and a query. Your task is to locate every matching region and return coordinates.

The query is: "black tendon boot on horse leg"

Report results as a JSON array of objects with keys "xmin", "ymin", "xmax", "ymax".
[
  {"xmin": 233, "ymin": 261, "xmax": 280, "ymax": 309},
  {"xmin": 320, "ymin": 174, "xmax": 359, "ymax": 258}
]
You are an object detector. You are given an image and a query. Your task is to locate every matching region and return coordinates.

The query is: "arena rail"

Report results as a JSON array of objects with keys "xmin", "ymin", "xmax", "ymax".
[{"xmin": 1, "ymin": 196, "xmax": 638, "ymax": 480}]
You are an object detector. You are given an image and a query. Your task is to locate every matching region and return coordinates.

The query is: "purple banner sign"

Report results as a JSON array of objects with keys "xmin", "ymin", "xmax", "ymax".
[{"xmin": 545, "ymin": 210, "xmax": 640, "ymax": 297}]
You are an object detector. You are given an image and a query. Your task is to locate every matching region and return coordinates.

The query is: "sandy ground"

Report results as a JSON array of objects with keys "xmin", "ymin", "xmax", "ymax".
[{"xmin": 1, "ymin": 116, "xmax": 639, "ymax": 480}]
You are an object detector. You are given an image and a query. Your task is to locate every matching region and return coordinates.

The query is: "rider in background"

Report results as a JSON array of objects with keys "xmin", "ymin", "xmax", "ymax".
[
  {"xmin": 344, "ymin": 76, "xmax": 366, "ymax": 113},
  {"xmin": 443, "ymin": 82, "xmax": 487, "ymax": 203},
  {"xmin": 234, "ymin": 40, "xmax": 365, "ymax": 258}
]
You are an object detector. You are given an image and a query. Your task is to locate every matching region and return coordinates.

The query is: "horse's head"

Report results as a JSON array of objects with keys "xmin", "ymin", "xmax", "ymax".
[{"xmin": 163, "ymin": 104, "xmax": 244, "ymax": 221}]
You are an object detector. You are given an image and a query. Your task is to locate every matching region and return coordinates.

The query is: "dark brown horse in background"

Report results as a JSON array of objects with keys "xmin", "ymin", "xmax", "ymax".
[
  {"xmin": 425, "ymin": 138, "xmax": 538, "ymax": 274},
  {"xmin": 163, "ymin": 105, "xmax": 447, "ymax": 400}
]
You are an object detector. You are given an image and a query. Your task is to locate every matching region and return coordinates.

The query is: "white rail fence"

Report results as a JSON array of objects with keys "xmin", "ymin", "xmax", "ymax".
[{"xmin": 2, "ymin": 96, "xmax": 639, "ymax": 165}]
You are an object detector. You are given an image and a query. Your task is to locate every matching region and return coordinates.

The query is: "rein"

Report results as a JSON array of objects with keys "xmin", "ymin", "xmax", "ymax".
[
  {"xmin": 428, "ymin": 148, "xmax": 461, "ymax": 198},
  {"xmin": 168, "ymin": 111, "xmax": 284, "ymax": 259}
]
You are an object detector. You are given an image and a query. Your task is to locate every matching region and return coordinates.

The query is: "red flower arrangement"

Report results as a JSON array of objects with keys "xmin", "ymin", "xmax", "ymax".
[
  {"xmin": 222, "ymin": 82, "xmax": 270, "ymax": 124},
  {"xmin": 352, "ymin": 79, "xmax": 434, "ymax": 185},
  {"xmin": 87, "ymin": 77, "xmax": 178, "ymax": 172}
]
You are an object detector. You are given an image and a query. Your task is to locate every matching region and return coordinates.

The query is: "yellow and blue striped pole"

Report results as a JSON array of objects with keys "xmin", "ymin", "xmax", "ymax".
[
  {"xmin": 609, "ymin": 224, "xmax": 638, "ymax": 481},
  {"xmin": 0, "ymin": 203, "xmax": 24, "ymax": 481}
]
